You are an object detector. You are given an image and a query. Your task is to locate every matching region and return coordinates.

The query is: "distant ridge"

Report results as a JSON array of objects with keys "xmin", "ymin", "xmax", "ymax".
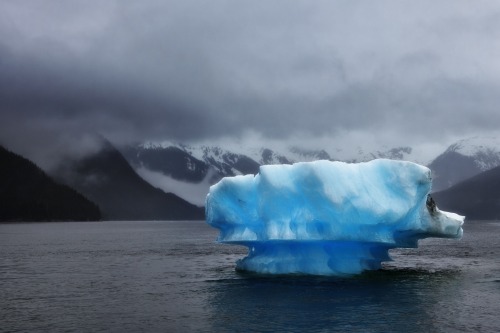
[
  {"xmin": 56, "ymin": 138, "xmax": 204, "ymax": 220},
  {"xmin": 0, "ymin": 145, "xmax": 101, "ymax": 222},
  {"xmin": 433, "ymin": 164, "xmax": 500, "ymax": 220}
]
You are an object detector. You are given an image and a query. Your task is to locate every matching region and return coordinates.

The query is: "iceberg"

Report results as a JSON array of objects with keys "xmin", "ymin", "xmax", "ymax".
[{"xmin": 205, "ymin": 159, "xmax": 464, "ymax": 276}]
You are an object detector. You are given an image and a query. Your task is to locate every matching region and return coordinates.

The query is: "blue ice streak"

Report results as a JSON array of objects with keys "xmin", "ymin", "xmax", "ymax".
[{"xmin": 206, "ymin": 159, "xmax": 464, "ymax": 276}]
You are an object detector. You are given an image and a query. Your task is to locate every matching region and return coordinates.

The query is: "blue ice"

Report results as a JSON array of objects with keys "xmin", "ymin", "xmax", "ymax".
[{"xmin": 205, "ymin": 159, "xmax": 464, "ymax": 276}]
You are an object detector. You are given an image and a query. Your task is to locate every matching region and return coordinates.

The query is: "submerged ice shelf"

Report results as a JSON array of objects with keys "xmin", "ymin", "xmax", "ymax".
[{"xmin": 205, "ymin": 159, "xmax": 464, "ymax": 276}]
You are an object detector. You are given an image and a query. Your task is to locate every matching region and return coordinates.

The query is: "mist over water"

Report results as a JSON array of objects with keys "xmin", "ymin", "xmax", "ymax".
[{"xmin": 1, "ymin": 220, "xmax": 499, "ymax": 332}]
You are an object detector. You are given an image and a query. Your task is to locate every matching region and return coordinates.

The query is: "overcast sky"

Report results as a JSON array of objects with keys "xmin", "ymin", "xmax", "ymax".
[{"xmin": 1, "ymin": 0, "xmax": 500, "ymax": 167}]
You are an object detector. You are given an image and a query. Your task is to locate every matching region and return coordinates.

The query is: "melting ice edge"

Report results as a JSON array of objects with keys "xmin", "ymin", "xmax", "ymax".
[{"xmin": 206, "ymin": 159, "xmax": 464, "ymax": 276}]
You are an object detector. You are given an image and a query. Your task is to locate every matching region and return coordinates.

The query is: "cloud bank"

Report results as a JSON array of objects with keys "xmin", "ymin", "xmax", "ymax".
[{"xmin": 1, "ymin": 0, "xmax": 500, "ymax": 167}]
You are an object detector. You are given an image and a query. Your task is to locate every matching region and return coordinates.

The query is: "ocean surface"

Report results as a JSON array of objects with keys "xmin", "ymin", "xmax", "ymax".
[{"xmin": 1, "ymin": 220, "xmax": 499, "ymax": 332}]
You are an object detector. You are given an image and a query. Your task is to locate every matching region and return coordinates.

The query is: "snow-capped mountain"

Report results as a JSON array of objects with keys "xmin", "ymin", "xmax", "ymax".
[
  {"xmin": 182, "ymin": 145, "xmax": 261, "ymax": 177},
  {"xmin": 443, "ymin": 136, "xmax": 500, "ymax": 171},
  {"xmin": 428, "ymin": 136, "xmax": 500, "ymax": 192},
  {"xmin": 122, "ymin": 141, "xmax": 418, "ymax": 206},
  {"xmin": 123, "ymin": 144, "xmax": 210, "ymax": 183},
  {"xmin": 124, "ymin": 142, "xmax": 261, "ymax": 181},
  {"xmin": 244, "ymin": 145, "xmax": 415, "ymax": 165},
  {"xmin": 122, "ymin": 136, "xmax": 500, "ymax": 208},
  {"xmin": 122, "ymin": 142, "xmax": 263, "ymax": 206},
  {"xmin": 126, "ymin": 141, "xmax": 416, "ymax": 179},
  {"xmin": 344, "ymin": 146, "xmax": 414, "ymax": 163}
]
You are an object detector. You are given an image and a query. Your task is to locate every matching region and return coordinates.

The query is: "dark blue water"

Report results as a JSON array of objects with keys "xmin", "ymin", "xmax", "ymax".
[{"xmin": 1, "ymin": 220, "xmax": 499, "ymax": 332}]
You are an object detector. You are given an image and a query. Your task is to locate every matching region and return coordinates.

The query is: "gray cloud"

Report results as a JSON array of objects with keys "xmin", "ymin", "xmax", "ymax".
[{"xmin": 1, "ymin": 0, "xmax": 500, "ymax": 167}]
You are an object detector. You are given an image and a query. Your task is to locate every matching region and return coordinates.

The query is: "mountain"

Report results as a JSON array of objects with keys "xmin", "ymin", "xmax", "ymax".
[
  {"xmin": 429, "ymin": 136, "xmax": 500, "ymax": 192},
  {"xmin": 0, "ymin": 145, "xmax": 101, "ymax": 222},
  {"xmin": 122, "ymin": 141, "xmax": 416, "ymax": 206},
  {"xmin": 433, "ymin": 164, "xmax": 500, "ymax": 220},
  {"xmin": 123, "ymin": 143, "xmax": 260, "ymax": 181},
  {"xmin": 126, "ymin": 142, "xmax": 415, "ymax": 179},
  {"xmin": 123, "ymin": 138, "xmax": 500, "ymax": 220},
  {"xmin": 122, "ymin": 145, "xmax": 210, "ymax": 183},
  {"xmin": 121, "ymin": 143, "xmax": 263, "ymax": 206},
  {"xmin": 55, "ymin": 139, "xmax": 204, "ymax": 220}
]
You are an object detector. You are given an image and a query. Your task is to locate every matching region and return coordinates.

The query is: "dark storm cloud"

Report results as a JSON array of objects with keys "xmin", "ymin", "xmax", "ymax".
[
  {"xmin": 0, "ymin": 43, "xmax": 204, "ymax": 137},
  {"xmin": 1, "ymin": 0, "xmax": 500, "ymax": 166}
]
